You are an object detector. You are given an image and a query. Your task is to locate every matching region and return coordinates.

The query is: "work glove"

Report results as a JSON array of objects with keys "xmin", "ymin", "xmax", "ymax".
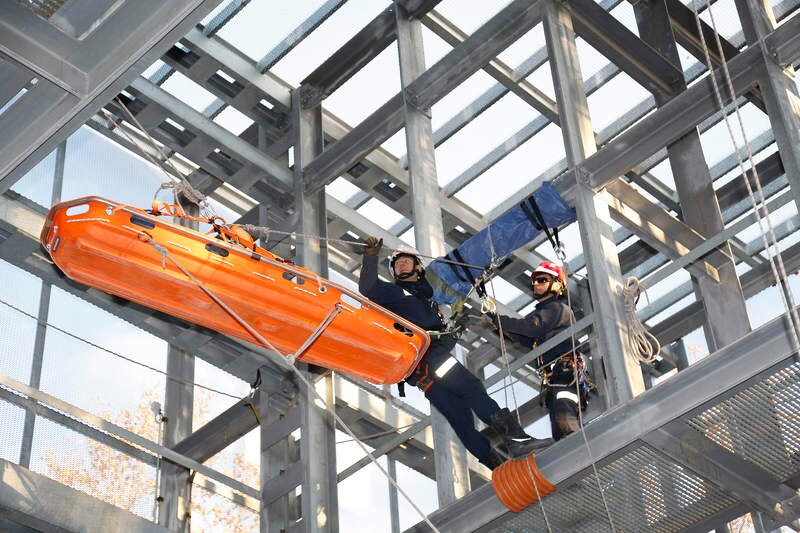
[{"xmin": 365, "ymin": 236, "xmax": 383, "ymax": 256}]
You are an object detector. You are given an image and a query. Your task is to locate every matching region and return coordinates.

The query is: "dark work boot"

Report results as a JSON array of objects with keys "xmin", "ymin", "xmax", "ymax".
[
  {"xmin": 489, "ymin": 408, "xmax": 554, "ymax": 458},
  {"xmin": 479, "ymin": 448, "xmax": 507, "ymax": 471}
]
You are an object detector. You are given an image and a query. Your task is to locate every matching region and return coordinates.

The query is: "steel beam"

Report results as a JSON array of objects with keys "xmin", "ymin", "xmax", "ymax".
[
  {"xmin": 292, "ymin": 88, "xmax": 339, "ymax": 532},
  {"xmin": 130, "ymin": 77, "xmax": 294, "ymax": 189},
  {"xmin": 0, "ymin": 459, "xmax": 170, "ymax": 533},
  {"xmin": 158, "ymin": 345, "xmax": 194, "ymax": 529},
  {"xmin": 421, "ymin": 9, "xmax": 558, "ymax": 123},
  {"xmin": 302, "ymin": 0, "xmax": 544, "ymax": 192},
  {"xmin": 298, "ymin": 0, "xmax": 442, "ymax": 109},
  {"xmin": 606, "ymin": 179, "xmax": 730, "ymax": 283},
  {"xmin": 567, "ymin": 0, "xmax": 682, "ymax": 96},
  {"xmin": 635, "ymin": 0, "xmax": 752, "ymax": 352},
  {"xmin": 0, "ymin": 0, "xmax": 220, "ymax": 192},
  {"xmin": 182, "ymin": 27, "xmax": 292, "ymax": 111},
  {"xmin": 544, "ymin": 0, "xmax": 645, "ymax": 406},
  {"xmin": 396, "ymin": 3, "xmax": 468, "ymax": 504},
  {"xmin": 749, "ymin": 33, "xmax": 800, "ymax": 214},
  {"xmin": 557, "ymin": 13, "xmax": 800, "ymax": 193},
  {"xmin": 0, "ymin": 372, "xmax": 259, "ymax": 499},
  {"xmin": 405, "ymin": 308, "xmax": 800, "ymax": 532}
]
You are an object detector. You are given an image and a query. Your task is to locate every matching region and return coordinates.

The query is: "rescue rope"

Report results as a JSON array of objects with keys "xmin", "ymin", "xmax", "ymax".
[
  {"xmin": 622, "ymin": 276, "xmax": 660, "ymax": 364},
  {"xmin": 107, "ymin": 98, "xmax": 217, "ymax": 222},
  {"xmin": 486, "ymin": 277, "xmax": 554, "ymax": 533},
  {"xmin": 689, "ymin": 0, "xmax": 800, "ymax": 355},
  {"xmin": 142, "ymin": 234, "xmax": 441, "ymax": 532},
  {"xmin": 0, "ymin": 297, "xmax": 243, "ymax": 400},
  {"xmin": 561, "ymin": 258, "xmax": 617, "ymax": 532}
]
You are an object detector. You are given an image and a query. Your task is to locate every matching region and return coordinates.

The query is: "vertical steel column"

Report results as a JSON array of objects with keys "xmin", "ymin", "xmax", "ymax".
[
  {"xmin": 19, "ymin": 138, "xmax": 66, "ymax": 467},
  {"xmin": 293, "ymin": 89, "xmax": 338, "ymax": 532},
  {"xmin": 259, "ymin": 388, "xmax": 299, "ymax": 532},
  {"xmin": 18, "ymin": 283, "xmax": 49, "ymax": 468},
  {"xmin": 543, "ymin": 0, "xmax": 645, "ymax": 406},
  {"xmin": 734, "ymin": 0, "xmax": 800, "ymax": 213},
  {"xmin": 395, "ymin": 2, "xmax": 470, "ymax": 504},
  {"xmin": 158, "ymin": 345, "xmax": 195, "ymax": 530},
  {"xmin": 636, "ymin": 0, "xmax": 751, "ymax": 351}
]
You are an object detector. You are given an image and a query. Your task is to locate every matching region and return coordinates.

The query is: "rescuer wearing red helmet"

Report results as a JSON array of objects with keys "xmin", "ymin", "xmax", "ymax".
[
  {"xmin": 359, "ymin": 237, "xmax": 552, "ymax": 470},
  {"xmin": 487, "ymin": 260, "xmax": 590, "ymax": 441}
]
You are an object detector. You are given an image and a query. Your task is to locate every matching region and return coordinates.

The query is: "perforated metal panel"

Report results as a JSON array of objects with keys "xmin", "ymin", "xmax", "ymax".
[
  {"xmin": 493, "ymin": 445, "xmax": 737, "ymax": 533},
  {"xmin": 14, "ymin": 0, "xmax": 69, "ymax": 20},
  {"xmin": 687, "ymin": 361, "xmax": 800, "ymax": 482}
]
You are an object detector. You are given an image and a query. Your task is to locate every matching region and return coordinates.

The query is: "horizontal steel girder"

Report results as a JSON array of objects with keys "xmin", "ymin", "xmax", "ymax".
[{"xmin": 405, "ymin": 305, "xmax": 800, "ymax": 532}]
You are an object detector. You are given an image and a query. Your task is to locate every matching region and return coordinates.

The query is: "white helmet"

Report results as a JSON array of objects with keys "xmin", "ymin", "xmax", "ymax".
[{"xmin": 390, "ymin": 246, "xmax": 423, "ymax": 280}]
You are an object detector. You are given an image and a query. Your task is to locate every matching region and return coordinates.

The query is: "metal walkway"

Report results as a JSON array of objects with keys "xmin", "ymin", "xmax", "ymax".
[{"xmin": 408, "ymin": 311, "xmax": 800, "ymax": 532}]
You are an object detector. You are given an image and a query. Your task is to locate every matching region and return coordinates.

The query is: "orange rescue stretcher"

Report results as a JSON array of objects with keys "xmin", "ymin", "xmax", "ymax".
[{"xmin": 40, "ymin": 197, "xmax": 430, "ymax": 384}]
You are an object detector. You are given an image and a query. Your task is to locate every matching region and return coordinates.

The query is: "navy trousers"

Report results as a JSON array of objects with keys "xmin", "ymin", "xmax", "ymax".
[{"xmin": 418, "ymin": 341, "xmax": 501, "ymax": 461}]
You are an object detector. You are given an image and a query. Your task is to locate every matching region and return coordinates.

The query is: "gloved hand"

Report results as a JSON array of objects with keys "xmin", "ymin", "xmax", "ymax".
[{"xmin": 365, "ymin": 236, "xmax": 383, "ymax": 256}]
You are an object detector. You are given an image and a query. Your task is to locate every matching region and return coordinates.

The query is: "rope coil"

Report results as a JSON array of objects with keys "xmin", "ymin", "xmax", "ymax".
[{"xmin": 622, "ymin": 277, "xmax": 660, "ymax": 364}]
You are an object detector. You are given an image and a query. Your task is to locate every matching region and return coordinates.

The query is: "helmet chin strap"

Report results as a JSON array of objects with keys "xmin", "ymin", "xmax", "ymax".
[{"xmin": 395, "ymin": 270, "xmax": 416, "ymax": 280}]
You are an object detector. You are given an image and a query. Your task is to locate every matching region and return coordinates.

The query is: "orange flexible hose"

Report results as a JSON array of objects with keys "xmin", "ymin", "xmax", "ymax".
[{"xmin": 492, "ymin": 455, "xmax": 556, "ymax": 512}]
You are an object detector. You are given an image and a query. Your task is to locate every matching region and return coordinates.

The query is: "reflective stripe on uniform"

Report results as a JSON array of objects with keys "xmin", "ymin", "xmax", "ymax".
[
  {"xmin": 555, "ymin": 390, "xmax": 579, "ymax": 403},
  {"xmin": 434, "ymin": 356, "xmax": 458, "ymax": 378}
]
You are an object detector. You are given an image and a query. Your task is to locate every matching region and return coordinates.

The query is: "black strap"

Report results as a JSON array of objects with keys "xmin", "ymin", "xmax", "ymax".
[
  {"xmin": 520, "ymin": 195, "xmax": 561, "ymax": 253},
  {"xmin": 398, "ymin": 381, "xmax": 406, "ymax": 397},
  {"xmin": 451, "ymin": 248, "xmax": 486, "ymax": 298}
]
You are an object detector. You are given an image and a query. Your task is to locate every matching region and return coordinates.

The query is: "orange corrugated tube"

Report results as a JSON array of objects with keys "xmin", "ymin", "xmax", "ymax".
[{"xmin": 492, "ymin": 455, "xmax": 557, "ymax": 512}]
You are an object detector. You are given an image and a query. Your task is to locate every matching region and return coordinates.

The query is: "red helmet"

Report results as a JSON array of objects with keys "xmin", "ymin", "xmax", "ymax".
[{"xmin": 531, "ymin": 260, "xmax": 567, "ymax": 285}]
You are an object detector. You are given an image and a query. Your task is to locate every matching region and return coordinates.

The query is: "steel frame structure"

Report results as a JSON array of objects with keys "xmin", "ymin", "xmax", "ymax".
[{"xmin": 0, "ymin": 0, "xmax": 799, "ymax": 531}]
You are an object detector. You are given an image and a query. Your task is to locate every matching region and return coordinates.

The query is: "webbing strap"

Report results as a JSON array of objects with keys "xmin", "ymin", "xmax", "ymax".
[
  {"xmin": 447, "ymin": 248, "xmax": 486, "ymax": 298},
  {"xmin": 520, "ymin": 195, "xmax": 561, "ymax": 253}
]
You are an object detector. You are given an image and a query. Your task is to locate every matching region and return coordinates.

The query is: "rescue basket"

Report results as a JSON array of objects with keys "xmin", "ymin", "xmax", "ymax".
[{"xmin": 40, "ymin": 197, "xmax": 430, "ymax": 385}]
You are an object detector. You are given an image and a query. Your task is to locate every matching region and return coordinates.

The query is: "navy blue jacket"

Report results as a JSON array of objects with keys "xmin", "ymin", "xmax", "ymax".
[
  {"xmin": 359, "ymin": 255, "xmax": 445, "ymax": 332},
  {"xmin": 498, "ymin": 297, "xmax": 575, "ymax": 368}
]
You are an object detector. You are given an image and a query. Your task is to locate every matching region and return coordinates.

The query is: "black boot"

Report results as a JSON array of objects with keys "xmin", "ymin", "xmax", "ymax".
[
  {"xmin": 489, "ymin": 408, "xmax": 554, "ymax": 457},
  {"xmin": 479, "ymin": 448, "xmax": 507, "ymax": 471}
]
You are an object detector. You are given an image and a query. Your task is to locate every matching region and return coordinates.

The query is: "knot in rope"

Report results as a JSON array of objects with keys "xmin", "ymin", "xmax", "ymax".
[{"xmin": 240, "ymin": 224, "xmax": 271, "ymax": 242}]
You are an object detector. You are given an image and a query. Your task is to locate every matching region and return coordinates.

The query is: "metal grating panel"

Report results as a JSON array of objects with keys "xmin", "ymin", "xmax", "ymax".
[
  {"xmin": 14, "ymin": 0, "xmax": 69, "ymax": 20},
  {"xmin": 687, "ymin": 361, "xmax": 800, "ymax": 481},
  {"xmin": 493, "ymin": 445, "xmax": 737, "ymax": 533}
]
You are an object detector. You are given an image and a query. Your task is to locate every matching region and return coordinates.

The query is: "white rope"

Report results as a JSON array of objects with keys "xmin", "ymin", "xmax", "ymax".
[
  {"xmin": 145, "ymin": 235, "xmax": 441, "ymax": 532},
  {"xmin": 622, "ymin": 277, "xmax": 660, "ymax": 364},
  {"xmin": 690, "ymin": 0, "xmax": 800, "ymax": 354},
  {"xmin": 108, "ymin": 98, "xmax": 217, "ymax": 221},
  {"xmin": 486, "ymin": 278, "xmax": 553, "ymax": 533},
  {"xmin": 561, "ymin": 258, "xmax": 617, "ymax": 532}
]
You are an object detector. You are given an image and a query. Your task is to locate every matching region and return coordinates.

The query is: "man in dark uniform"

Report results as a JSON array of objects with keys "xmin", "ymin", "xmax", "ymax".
[
  {"xmin": 359, "ymin": 237, "xmax": 552, "ymax": 470},
  {"xmin": 488, "ymin": 260, "xmax": 590, "ymax": 441}
]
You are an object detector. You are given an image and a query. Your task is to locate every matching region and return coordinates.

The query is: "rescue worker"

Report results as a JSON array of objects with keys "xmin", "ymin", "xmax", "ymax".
[
  {"xmin": 360, "ymin": 237, "xmax": 552, "ymax": 470},
  {"xmin": 486, "ymin": 260, "xmax": 590, "ymax": 441}
]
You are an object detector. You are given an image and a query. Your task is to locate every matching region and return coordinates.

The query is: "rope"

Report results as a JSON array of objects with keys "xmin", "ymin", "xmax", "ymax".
[
  {"xmin": 486, "ymin": 277, "xmax": 553, "ymax": 533},
  {"xmin": 143, "ymin": 233, "xmax": 440, "ymax": 532},
  {"xmin": 108, "ymin": 98, "xmax": 217, "ymax": 222},
  {"xmin": 689, "ymin": 0, "xmax": 800, "ymax": 355},
  {"xmin": 0, "ymin": 297, "xmax": 243, "ymax": 401},
  {"xmin": 622, "ymin": 277, "xmax": 660, "ymax": 364},
  {"xmin": 336, "ymin": 421, "xmax": 419, "ymax": 444},
  {"xmin": 561, "ymin": 258, "xmax": 617, "ymax": 532}
]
